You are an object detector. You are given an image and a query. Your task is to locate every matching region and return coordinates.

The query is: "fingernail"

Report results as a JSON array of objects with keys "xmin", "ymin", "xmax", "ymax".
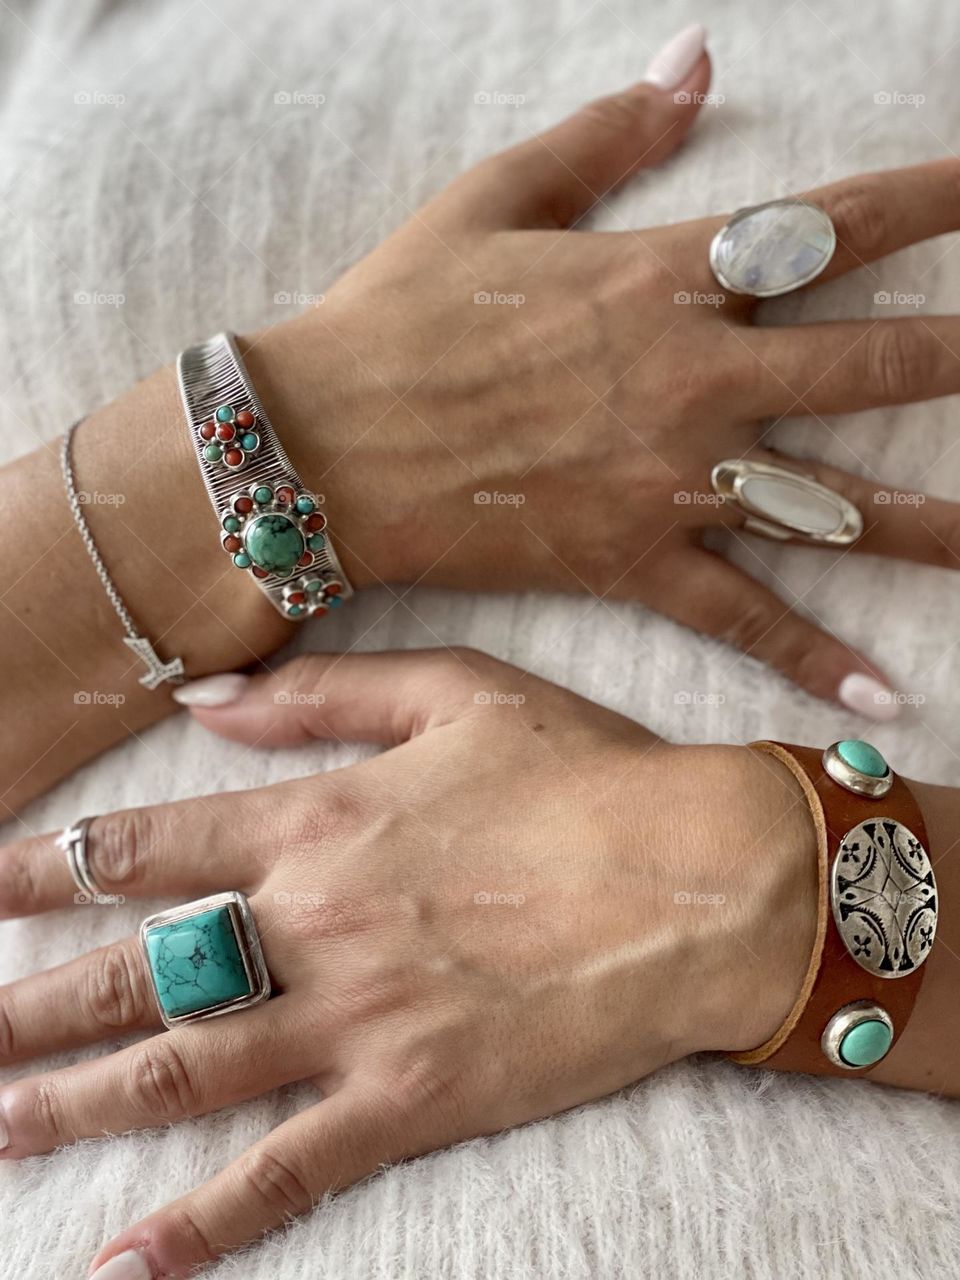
[
  {"xmin": 838, "ymin": 673, "xmax": 900, "ymax": 722},
  {"xmin": 90, "ymin": 1251, "xmax": 151, "ymax": 1280},
  {"xmin": 643, "ymin": 22, "xmax": 707, "ymax": 90},
  {"xmin": 172, "ymin": 672, "xmax": 250, "ymax": 708}
]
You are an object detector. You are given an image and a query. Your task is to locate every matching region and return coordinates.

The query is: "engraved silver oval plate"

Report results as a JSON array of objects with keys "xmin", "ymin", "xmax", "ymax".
[
  {"xmin": 711, "ymin": 459, "xmax": 863, "ymax": 545},
  {"xmin": 709, "ymin": 198, "xmax": 836, "ymax": 298},
  {"xmin": 831, "ymin": 818, "xmax": 937, "ymax": 978}
]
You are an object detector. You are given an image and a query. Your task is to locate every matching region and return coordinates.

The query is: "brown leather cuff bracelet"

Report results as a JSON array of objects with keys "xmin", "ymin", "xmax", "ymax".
[{"xmin": 729, "ymin": 739, "xmax": 938, "ymax": 1077}]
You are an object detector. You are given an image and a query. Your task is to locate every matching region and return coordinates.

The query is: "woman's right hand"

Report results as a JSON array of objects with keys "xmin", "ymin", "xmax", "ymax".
[{"xmin": 248, "ymin": 26, "xmax": 960, "ymax": 718}]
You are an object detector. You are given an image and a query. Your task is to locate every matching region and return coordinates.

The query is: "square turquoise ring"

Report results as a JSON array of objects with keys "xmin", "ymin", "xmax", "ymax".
[{"xmin": 140, "ymin": 891, "xmax": 272, "ymax": 1029}]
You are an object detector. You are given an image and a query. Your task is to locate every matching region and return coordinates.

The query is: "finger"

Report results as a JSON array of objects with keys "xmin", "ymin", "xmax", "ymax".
[
  {"xmin": 738, "ymin": 316, "xmax": 960, "ymax": 416},
  {"xmin": 652, "ymin": 547, "xmax": 900, "ymax": 720},
  {"xmin": 87, "ymin": 1086, "xmax": 393, "ymax": 1279},
  {"xmin": 0, "ymin": 790, "xmax": 264, "ymax": 919},
  {"xmin": 803, "ymin": 159, "xmax": 960, "ymax": 284},
  {"xmin": 0, "ymin": 998, "xmax": 307, "ymax": 1160},
  {"xmin": 730, "ymin": 448, "xmax": 960, "ymax": 572},
  {"xmin": 435, "ymin": 25, "xmax": 711, "ymax": 230},
  {"xmin": 0, "ymin": 936, "xmax": 161, "ymax": 1062},
  {"xmin": 178, "ymin": 648, "xmax": 499, "ymax": 748}
]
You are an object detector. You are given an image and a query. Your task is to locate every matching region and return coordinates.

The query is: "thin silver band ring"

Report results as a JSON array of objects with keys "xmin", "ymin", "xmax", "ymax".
[{"xmin": 56, "ymin": 817, "xmax": 107, "ymax": 898}]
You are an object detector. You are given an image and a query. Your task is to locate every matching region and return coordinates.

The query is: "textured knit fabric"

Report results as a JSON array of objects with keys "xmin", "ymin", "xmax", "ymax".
[{"xmin": 1, "ymin": 1, "xmax": 960, "ymax": 1277}]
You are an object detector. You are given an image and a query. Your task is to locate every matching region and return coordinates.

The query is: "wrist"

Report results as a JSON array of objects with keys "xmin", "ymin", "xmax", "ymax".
[{"xmin": 662, "ymin": 744, "xmax": 819, "ymax": 1057}]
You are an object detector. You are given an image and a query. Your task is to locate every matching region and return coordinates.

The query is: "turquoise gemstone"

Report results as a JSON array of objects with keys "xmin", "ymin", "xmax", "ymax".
[
  {"xmin": 222, "ymin": 515, "xmax": 241, "ymax": 533},
  {"xmin": 144, "ymin": 905, "xmax": 252, "ymax": 1019},
  {"xmin": 233, "ymin": 552, "xmax": 251, "ymax": 569},
  {"xmin": 326, "ymin": 594, "xmax": 343, "ymax": 608},
  {"xmin": 203, "ymin": 443, "xmax": 223, "ymax": 462},
  {"xmin": 295, "ymin": 496, "xmax": 315, "ymax": 514},
  {"xmin": 307, "ymin": 533, "xmax": 327, "ymax": 552},
  {"xmin": 287, "ymin": 604, "xmax": 304, "ymax": 617},
  {"xmin": 305, "ymin": 579, "xmax": 323, "ymax": 594},
  {"xmin": 837, "ymin": 739, "xmax": 888, "ymax": 778},
  {"xmin": 243, "ymin": 514, "xmax": 305, "ymax": 573},
  {"xmin": 253, "ymin": 485, "xmax": 273, "ymax": 505},
  {"xmin": 216, "ymin": 404, "xmax": 235, "ymax": 423},
  {"xmin": 241, "ymin": 432, "xmax": 259, "ymax": 451},
  {"xmin": 839, "ymin": 1018, "xmax": 892, "ymax": 1067}
]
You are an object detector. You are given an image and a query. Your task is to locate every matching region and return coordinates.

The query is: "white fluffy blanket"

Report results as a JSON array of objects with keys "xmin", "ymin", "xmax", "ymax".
[{"xmin": 1, "ymin": 1, "xmax": 959, "ymax": 1276}]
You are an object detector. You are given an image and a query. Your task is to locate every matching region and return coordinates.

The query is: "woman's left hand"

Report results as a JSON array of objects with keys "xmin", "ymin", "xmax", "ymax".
[{"xmin": 0, "ymin": 649, "xmax": 814, "ymax": 1278}]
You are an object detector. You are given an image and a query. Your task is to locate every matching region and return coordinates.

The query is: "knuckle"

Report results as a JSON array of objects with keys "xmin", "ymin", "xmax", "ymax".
[
  {"xmin": 0, "ymin": 1001, "xmax": 17, "ymax": 1061},
  {"xmin": 31, "ymin": 1078, "xmax": 66, "ymax": 1143},
  {"xmin": 89, "ymin": 808, "xmax": 153, "ymax": 888},
  {"xmin": 127, "ymin": 1041, "xmax": 200, "ymax": 1122},
  {"xmin": 864, "ymin": 323, "xmax": 935, "ymax": 402},
  {"xmin": 580, "ymin": 87, "xmax": 649, "ymax": 137},
  {"xmin": 720, "ymin": 598, "xmax": 777, "ymax": 655},
  {"xmin": 0, "ymin": 845, "xmax": 41, "ymax": 914},
  {"xmin": 152, "ymin": 1209, "xmax": 218, "ymax": 1269},
  {"xmin": 386, "ymin": 1052, "xmax": 467, "ymax": 1132},
  {"xmin": 275, "ymin": 653, "xmax": 328, "ymax": 699},
  {"xmin": 85, "ymin": 942, "xmax": 148, "ymax": 1029},
  {"xmin": 239, "ymin": 1147, "xmax": 315, "ymax": 1219},
  {"xmin": 826, "ymin": 181, "xmax": 889, "ymax": 258}
]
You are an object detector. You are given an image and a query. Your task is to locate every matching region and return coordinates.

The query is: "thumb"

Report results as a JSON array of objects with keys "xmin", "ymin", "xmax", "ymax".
[
  {"xmin": 173, "ymin": 647, "xmax": 498, "ymax": 747},
  {"xmin": 440, "ymin": 23, "xmax": 711, "ymax": 230}
]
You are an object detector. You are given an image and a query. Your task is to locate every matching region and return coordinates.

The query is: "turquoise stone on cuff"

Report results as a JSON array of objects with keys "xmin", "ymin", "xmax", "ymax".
[
  {"xmin": 144, "ymin": 906, "xmax": 252, "ymax": 1020},
  {"xmin": 243, "ymin": 514, "xmax": 306, "ymax": 573},
  {"xmin": 838, "ymin": 1018, "xmax": 893, "ymax": 1068},
  {"xmin": 836, "ymin": 739, "xmax": 888, "ymax": 778}
]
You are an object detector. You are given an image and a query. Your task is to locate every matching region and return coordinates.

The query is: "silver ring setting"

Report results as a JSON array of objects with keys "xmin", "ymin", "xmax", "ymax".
[
  {"xmin": 711, "ymin": 458, "xmax": 863, "ymax": 546},
  {"xmin": 709, "ymin": 198, "xmax": 836, "ymax": 298},
  {"xmin": 56, "ymin": 817, "xmax": 106, "ymax": 899},
  {"xmin": 140, "ymin": 891, "xmax": 272, "ymax": 1029}
]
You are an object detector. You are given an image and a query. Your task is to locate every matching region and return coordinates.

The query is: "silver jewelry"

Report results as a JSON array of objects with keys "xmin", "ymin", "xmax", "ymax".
[
  {"xmin": 711, "ymin": 458, "xmax": 863, "ymax": 546},
  {"xmin": 821, "ymin": 1001, "xmax": 894, "ymax": 1070},
  {"xmin": 56, "ymin": 817, "xmax": 106, "ymax": 898},
  {"xmin": 61, "ymin": 423, "xmax": 186, "ymax": 689},
  {"xmin": 831, "ymin": 816, "xmax": 937, "ymax": 978},
  {"xmin": 176, "ymin": 332, "xmax": 352, "ymax": 620},
  {"xmin": 140, "ymin": 891, "xmax": 272, "ymax": 1028},
  {"xmin": 709, "ymin": 198, "xmax": 836, "ymax": 298}
]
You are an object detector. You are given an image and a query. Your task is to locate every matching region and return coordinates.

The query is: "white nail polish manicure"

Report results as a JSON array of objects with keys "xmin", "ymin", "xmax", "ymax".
[
  {"xmin": 643, "ymin": 22, "xmax": 707, "ymax": 90},
  {"xmin": 90, "ymin": 1251, "xmax": 151, "ymax": 1280},
  {"xmin": 172, "ymin": 672, "xmax": 250, "ymax": 708},
  {"xmin": 838, "ymin": 673, "xmax": 900, "ymax": 722}
]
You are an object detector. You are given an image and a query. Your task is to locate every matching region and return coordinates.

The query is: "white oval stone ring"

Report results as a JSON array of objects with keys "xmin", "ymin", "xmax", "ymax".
[
  {"xmin": 711, "ymin": 458, "xmax": 863, "ymax": 546},
  {"xmin": 708, "ymin": 197, "xmax": 836, "ymax": 298}
]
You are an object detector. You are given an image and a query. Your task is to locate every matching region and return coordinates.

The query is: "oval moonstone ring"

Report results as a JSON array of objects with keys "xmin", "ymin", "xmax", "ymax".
[{"xmin": 708, "ymin": 198, "xmax": 836, "ymax": 298}]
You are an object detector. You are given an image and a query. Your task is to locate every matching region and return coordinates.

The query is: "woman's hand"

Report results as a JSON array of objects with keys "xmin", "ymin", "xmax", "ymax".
[
  {"xmin": 249, "ymin": 29, "xmax": 960, "ymax": 717},
  {"xmin": 0, "ymin": 648, "xmax": 817, "ymax": 1278}
]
